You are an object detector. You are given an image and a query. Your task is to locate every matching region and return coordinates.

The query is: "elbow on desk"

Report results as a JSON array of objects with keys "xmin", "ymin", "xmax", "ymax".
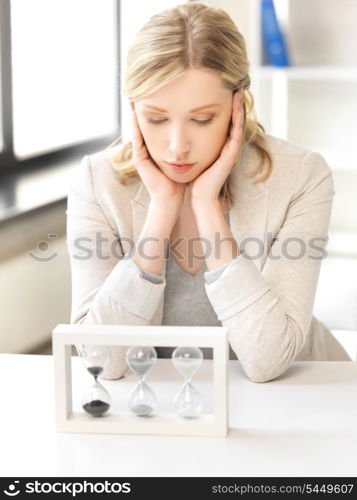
[
  {"xmin": 101, "ymin": 368, "xmax": 129, "ymax": 381},
  {"xmin": 241, "ymin": 357, "xmax": 280, "ymax": 383},
  {"xmin": 229, "ymin": 314, "xmax": 305, "ymax": 384},
  {"xmin": 240, "ymin": 349, "xmax": 296, "ymax": 384},
  {"xmin": 239, "ymin": 349, "xmax": 294, "ymax": 384},
  {"xmin": 97, "ymin": 347, "xmax": 131, "ymax": 381},
  {"xmin": 246, "ymin": 371, "xmax": 280, "ymax": 384}
]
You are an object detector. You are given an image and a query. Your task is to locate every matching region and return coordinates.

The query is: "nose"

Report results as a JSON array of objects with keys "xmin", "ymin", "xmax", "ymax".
[{"xmin": 168, "ymin": 123, "xmax": 190, "ymax": 160}]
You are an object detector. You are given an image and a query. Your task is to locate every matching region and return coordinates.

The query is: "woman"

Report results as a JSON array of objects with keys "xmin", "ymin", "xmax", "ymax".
[{"xmin": 66, "ymin": 2, "xmax": 350, "ymax": 383}]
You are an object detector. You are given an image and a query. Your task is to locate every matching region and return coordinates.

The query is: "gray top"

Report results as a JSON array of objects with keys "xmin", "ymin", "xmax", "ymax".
[{"xmin": 141, "ymin": 214, "xmax": 238, "ymax": 360}]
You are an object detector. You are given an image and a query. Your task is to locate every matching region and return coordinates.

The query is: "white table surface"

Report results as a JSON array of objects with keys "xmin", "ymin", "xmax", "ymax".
[{"xmin": 0, "ymin": 354, "xmax": 356, "ymax": 477}]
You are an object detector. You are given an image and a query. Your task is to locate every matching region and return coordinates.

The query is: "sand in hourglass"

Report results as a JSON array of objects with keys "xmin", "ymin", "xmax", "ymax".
[
  {"xmin": 173, "ymin": 358, "xmax": 202, "ymax": 379},
  {"xmin": 131, "ymin": 404, "xmax": 152, "ymax": 416},
  {"xmin": 83, "ymin": 400, "xmax": 110, "ymax": 416},
  {"xmin": 82, "ymin": 366, "xmax": 110, "ymax": 417},
  {"xmin": 130, "ymin": 358, "xmax": 153, "ymax": 417},
  {"xmin": 87, "ymin": 366, "xmax": 103, "ymax": 377},
  {"xmin": 129, "ymin": 358, "xmax": 155, "ymax": 378}
]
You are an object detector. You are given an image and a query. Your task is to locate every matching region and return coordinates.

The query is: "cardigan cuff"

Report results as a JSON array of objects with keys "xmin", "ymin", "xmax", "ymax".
[
  {"xmin": 141, "ymin": 268, "xmax": 165, "ymax": 284},
  {"xmin": 204, "ymin": 254, "xmax": 270, "ymax": 321},
  {"xmin": 204, "ymin": 261, "xmax": 231, "ymax": 284},
  {"xmin": 101, "ymin": 254, "xmax": 166, "ymax": 320}
]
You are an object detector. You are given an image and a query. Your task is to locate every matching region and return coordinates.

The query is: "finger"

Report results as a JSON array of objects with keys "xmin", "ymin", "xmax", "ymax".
[
  {"xmin": 130, "ymin": 103, "xmax": 144, "ymax": 151},
  {"xmin": 231, "ymin": 91, "xmax": 245, "ymax": 143},
  {"xmin": 231, "ymin": 88, "xmax": 244, "ymax": 113},
  {"xmin": 130, "ymin": 104, "xmax": 141, "ymax": 137},
  {"xmin": 241, "ymin": 87, "xmax": 245, "ymax": 103},
  {"xmin": 230, "ymin": 90, "xmax": 238, "ymax": 115},
  {"xmin": 228, "ymin": 90, "xmax": 241, "ymax": 136}
]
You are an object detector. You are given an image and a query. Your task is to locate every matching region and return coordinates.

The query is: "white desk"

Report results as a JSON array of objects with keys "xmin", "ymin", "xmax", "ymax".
[{"xmin": 0, "ymin": 354, "xmax": 356, "ymax": 477}]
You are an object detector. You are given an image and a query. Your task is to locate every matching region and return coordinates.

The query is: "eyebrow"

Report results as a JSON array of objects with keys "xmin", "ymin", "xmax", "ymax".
[{"xmin": 142, "ymin": 103, "xmax": 220, "ymax": 113}]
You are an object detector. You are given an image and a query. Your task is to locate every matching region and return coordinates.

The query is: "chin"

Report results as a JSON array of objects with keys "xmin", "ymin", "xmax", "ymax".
[
  {"xmin": 164, "ymin": 173, "xmax": 189, "ymax": 183},
  {"xmin": 162, "ymin": 166, "xmax": 198, "ymax": 180}
]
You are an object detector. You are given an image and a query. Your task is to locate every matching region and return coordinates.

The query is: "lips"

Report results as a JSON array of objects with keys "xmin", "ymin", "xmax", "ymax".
[
  {"xmin": 165, "ymin": 161, "xmax": 195, "ymax": 166},
  {"xmin": 165, "ymin": 162, "xmax": 196, "ymax": 173},
  {"xmin": 167, "ymin": 161, "xmax": 193, "ymax": 165}
]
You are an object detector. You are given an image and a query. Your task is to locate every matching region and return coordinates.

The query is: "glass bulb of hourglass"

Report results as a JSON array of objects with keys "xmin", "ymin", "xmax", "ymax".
[
  {"xmin": 128, "ymin": 380, "xmax": 157, "ymax": 416},
  {"xmin": 126, "ymin": 346, "xmax": 157, "ymax": 377},
  {"xmin": 76, "ymin": 344, "xmax": 112, "ymax": 417},
  {"xmin": 173, "ymin": 382, "xmax": 203, "ymax": 418},
  {"xmin": 126, "ymin": 346, "xmax": 157, "ymax": 417},
  {"xmin": 172, "ymin": 346, "xmax": 203, "ymax": 418},
  {"xmin": 82, "ymin": 379, "xmax": 111, "ymax": 417},
  {"xmin": 76, "ymin": 344, "xmax": 110, "ymax": 375},
  {"xmin": 172, "ymin": 347, "xmax": 203, "ymax": 379}
]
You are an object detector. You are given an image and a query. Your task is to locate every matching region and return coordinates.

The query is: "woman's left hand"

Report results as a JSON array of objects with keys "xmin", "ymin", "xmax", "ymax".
[{"xmin": 187, "ymin": 88, "xmax": 245, "ymax": 205}]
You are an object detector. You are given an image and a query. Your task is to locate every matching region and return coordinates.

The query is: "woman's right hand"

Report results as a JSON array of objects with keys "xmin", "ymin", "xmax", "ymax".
[{"xmin": 130, "ymin": 102, "xmax": 187, "ymax": 213}]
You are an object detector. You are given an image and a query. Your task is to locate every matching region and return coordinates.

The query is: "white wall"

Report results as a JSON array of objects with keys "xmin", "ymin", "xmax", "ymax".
[{"xmin": 0, "ymin": 203, "xmax": 70, "ymax": 353}]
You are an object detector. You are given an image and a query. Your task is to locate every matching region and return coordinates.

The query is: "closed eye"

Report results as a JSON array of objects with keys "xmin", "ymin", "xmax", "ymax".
[{"xmin": 146, "ymin": 118, "xmax": 213, "ymax": 126}]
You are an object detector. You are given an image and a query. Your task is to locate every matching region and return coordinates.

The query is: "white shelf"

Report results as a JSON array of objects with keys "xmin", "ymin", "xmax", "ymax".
[
  {"xmin": 244, "ymin": 0, "xmax": 357, "ymax": 167},
  {"xmin": 250, "ymin": 68, "xmax": 357, "ymax": 157}
]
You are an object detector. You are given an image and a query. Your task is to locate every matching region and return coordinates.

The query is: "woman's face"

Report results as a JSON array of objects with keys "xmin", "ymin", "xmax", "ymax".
[{"xmin": 134, "ymin": 68, "xmax": 233, "ymax": 182}]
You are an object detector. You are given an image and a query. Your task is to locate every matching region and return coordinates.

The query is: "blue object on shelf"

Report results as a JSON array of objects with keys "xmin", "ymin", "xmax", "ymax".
[{"xmin": 261, "ymin": 0, "xmax": 290, "ymax": 67}]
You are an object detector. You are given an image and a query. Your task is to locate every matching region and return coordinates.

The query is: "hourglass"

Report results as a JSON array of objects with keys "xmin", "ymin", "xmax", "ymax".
[
  {"xmin": 125, "ymin": 346, "xmax": 157, "ymax": 417},
  {"xmin": 76, "ymin": 344, "xmax": 111, "ymax": 417},
  {"xmin": 172, "ymin": 346, "xmax": 203, "ymax": 418}
]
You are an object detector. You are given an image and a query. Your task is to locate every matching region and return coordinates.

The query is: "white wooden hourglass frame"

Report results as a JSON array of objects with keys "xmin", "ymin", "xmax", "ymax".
[{"xmin": 52, "ymin": 324, "xmax": 229, "ymax": 437}]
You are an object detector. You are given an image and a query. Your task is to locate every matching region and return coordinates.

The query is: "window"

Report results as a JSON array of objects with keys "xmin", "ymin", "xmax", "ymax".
[{"xmin": 0, "ymin": 0, "xmax": 120, "ymax": 173}]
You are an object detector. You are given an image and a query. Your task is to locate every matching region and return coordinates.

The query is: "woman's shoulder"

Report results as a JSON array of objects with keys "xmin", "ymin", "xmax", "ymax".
[
  {"xmin": 67, "ymin": 145, "xmax": 142, "ymax": 231},
  {"xmin": 264, "ymin": 133, "xmax": 319, "ymax": 159},
  {"xmin": 74, "ymin": 144, "xmax": 140, "ymax": 200},
  {"xmin": 87, "ymin": 144, "xmax": 129, "ymax": 181},
  {"xmin": 262, "ymin": 133, "xmax": 332, "ymax": 184}
]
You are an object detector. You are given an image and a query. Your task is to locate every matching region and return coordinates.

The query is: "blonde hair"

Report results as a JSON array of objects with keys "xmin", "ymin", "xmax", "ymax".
[{"xmin": 108, "ymin": 1, "xmax": 273, "ymax": 209}]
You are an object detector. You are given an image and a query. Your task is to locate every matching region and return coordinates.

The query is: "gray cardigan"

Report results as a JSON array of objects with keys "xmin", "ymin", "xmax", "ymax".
[{"xmin": 66, "ymin": 133, "xmax": 350, "ymax": 383}]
